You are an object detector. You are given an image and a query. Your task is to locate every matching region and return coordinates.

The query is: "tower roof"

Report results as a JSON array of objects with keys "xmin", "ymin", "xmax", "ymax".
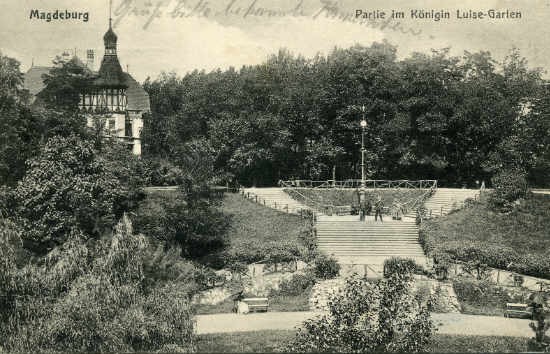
[
  {"xmin": 103, "ymin": 26, "xmax": 117, "ymax": 48},
  {"xmin": 94, "ymin": 23, "xmax": 127, "ymax": 88},
  {"xmin": 94, "ymin": 55, "xmax": 127, "ymax": 88}
]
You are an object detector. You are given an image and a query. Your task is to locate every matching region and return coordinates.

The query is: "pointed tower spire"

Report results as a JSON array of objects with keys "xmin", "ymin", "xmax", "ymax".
[
  {"xmin": 109, "ymin": 0, "xmax": 112, "ymax": 28},
  {"xmin": 93, "ymin": 0, "xmax": 127, "ymax": 88}
]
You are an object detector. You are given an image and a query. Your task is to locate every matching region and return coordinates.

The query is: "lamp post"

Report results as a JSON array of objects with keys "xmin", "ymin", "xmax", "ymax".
[{"xmin": 359, "ymin": 105, "xmax": 367, "ymax": 221}]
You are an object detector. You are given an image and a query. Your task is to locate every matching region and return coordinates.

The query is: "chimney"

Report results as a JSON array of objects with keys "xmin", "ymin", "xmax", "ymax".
[{"xmin": 86, "ymin": 49, "xmax": 95, "ymax": 71}]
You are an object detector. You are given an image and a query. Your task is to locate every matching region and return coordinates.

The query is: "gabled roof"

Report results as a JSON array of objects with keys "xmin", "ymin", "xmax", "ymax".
[
  {"xmin": 23, "ymin": 66, "xmax": 151, "ymax": 113},
  {"xmin": 123, "ymin": 73, "xmax": 150, "ymax": 112}
]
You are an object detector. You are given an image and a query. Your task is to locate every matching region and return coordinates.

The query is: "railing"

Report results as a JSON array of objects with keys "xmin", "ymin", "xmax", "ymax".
[
  {"xmin": 399, "ymin": 184, "xmax": 437, "ymax": 219},
  {"xmin": 240, "ymin": 189, "xmax": 316, "ymax": 221},
  {"xmin": 422, "ymin": 189, "xmax": 483, "ymax": 220},
  {"xmin": 280, "ymin": 180, "xmax": 438, "ymax": 217},
  {"xmin": 279, "ymin": 179, "xmax": 437, "ymax": 190}
]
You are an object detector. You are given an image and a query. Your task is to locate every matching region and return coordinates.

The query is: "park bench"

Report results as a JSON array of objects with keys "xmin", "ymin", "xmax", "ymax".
[
  {"xmin": 504, "ymin": 303, "xmax": 533, "ymax": 319},
  {"xmin": 243, "ymin": 297, "xmax": 269, "ymax": 313}
]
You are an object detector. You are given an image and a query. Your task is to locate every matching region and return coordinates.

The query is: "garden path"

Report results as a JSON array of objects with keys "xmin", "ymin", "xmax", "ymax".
[{"xmin": 195, "ymin": 311, "xmax": 534, "ymax": 337}]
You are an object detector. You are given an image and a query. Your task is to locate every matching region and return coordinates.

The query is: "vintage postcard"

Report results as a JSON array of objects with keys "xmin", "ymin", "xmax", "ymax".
[{"xmin": 1, "ymin": 0, "xmax": 550, "ymax": 352}]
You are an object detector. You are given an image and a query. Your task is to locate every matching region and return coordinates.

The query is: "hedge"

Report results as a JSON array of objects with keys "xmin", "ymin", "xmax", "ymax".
[{"xmin": 419, "ymin": 229, "xmax": 550, "ymax": 280}]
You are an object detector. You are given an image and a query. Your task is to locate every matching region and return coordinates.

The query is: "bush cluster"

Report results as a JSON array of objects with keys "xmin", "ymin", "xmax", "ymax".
[
  {"xmin": 281, "ymin": 267, "xmax": 434, "ymax": 352},
  {"xmin": 488, "ymin": 169, "xmax": 529, "ymax": 212},
  {"xmin": 313, "ymin": 254, "xmax": 340, "ymax": 279},
  {"xmin": 383, "ymin": 257, "xmax": 423, "ymax": 277},
  {"xmin": 276, "ymin": 271, "xmax": 317, "ymax": 296},
  {"xmin": 420, "ymin": 231, "xmax": 550, "ymax": 280},
  {"xmin": 452, "ymin": 278, "xmax": 523, "ymax": 309},
  {"xmin": 0, "ymin": 216, "xmax": 197, "ymax": 352},
  {"xmin": 224, "ymin": 239, "xmax": 302, "ymax": 266},
  {"xmin": 143, "ymin": 158, "xmax": 185, "ymax": 186}
]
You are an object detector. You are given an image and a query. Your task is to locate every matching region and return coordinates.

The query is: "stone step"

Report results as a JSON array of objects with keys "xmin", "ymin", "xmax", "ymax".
[
  {"xmin": 319, "ymin": 245, "xmax": 424, "ymax": 249},
  {"xmin": 320, "ymin": 250, "xmax": 425, "ymax": 254},
  {"xmin": 318, "ymin": 230, "xmax": 418, "ymax": 232},
  {"xmin": 317, "ymin": 231, "xmax": 418, "ymax": 234},
  {"xmin": 322, "ymin": 252, "xmax": 425, "ymax": 256},
  {"xmin": 318, "ymin": 240, "xmax": 420, "ymax": 243},
  {"xmin": 320, "ymin": 239, "xmax": 422, "ymax": 242},
  {"xmin": 317, "ymin": 236, "xmax": 419, "ymax": 240}
]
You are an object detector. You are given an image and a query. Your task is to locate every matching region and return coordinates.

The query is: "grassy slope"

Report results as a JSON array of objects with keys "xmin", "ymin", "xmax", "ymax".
[
  {"xmin": 422, "ymin": 193, "xmax": 550, "ymax": 257},
  {"xmin": 192, "ymin": 194, "xmax": 313, "ymax": 314},
  {"xmin": 196, "ymin": 330, "xmax": 529, "ymax": 353},
  {"xmin": 221, "ymin": 193, "xmax": 310, "ymax": 255}
]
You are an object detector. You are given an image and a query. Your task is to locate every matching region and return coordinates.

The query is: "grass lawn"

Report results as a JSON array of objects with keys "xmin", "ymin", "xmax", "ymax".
[
  {"xmin": 423, "ymin": 193, "xmax": 550, "ymax": 255},
  {"xmin": 430, "ymin": 334, "xmax": 529, "ymax": 352},
  {"xmin": 219, "ymin": 193, "xmax": 310, "ymax": 263},
  {"xmin": 196, "ymin": 330, "xmax": 530, "ymax": 353},
  {"xmin": 197, "ymin": 330, "xmax": 295, "ymax": 353}
]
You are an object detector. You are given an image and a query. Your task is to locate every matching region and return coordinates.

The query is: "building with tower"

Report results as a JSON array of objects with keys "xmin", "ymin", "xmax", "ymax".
[{"xmin": 23, "ymin": 18, "xmax": 150, "ymax": 155}]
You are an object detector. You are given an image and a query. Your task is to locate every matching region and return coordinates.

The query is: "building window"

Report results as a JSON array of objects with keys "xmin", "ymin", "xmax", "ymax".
[
  {"xmin": 108, "ymin": 119, "xmax": 115, "ymax": 135},
  {"xmin": 125, "ymin": 116, "xmax": 132, "ymax": 137}
]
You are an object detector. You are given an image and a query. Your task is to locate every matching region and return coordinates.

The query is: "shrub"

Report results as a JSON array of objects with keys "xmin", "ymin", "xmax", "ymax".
[
  {"xmin": 313, "ymin": 254, "xmax": 340, "ymax": 279},
  {"xmin": 281, "ymin": 269, "xmax": 434, "ymax": 352},
  {"xmin": 488, "ymin": 169, "xmax": 528, "ymax": 212},
  {"xmin": 297, "ymin": 224, "xmax": 318, "ymax": 263},
  {"xmin": 383, "ymin": 257, "xmax": 421, "ymax": 278},
  {"xmin": 452, "ymin": 278, "xmax": 523, "ymax": 312},
  {"xmin": 0, "ymin": 216, "xmax": 198, "ymax": 352},
  {"xmin": 277, "ymin": 272, "xmax": 317, "ymax": 296},
  {"xmin": 420, "ymin": 225, "xmax": 550, "ymax": 280},
  {"xmin": 528, "ymin": 291, "xmax": 550, "ymax": 350},
  {"xmin": 144, "ymin": 158, "xmax": 185, "ymax": 186},
  {"xmin": 225, "ymin": 239, "xmax": 303, "ymax": 266}
]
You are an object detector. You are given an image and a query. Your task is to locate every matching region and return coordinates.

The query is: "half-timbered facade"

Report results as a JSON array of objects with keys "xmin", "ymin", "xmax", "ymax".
[{"xmin": 24, "ymin": 21, "xmax": 150, "ymax": 155}]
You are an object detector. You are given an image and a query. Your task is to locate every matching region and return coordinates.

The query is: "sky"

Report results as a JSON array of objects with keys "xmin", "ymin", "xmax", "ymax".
[{"xmin": 2, "ymin": 0, "xmax": 550, "ymax": 82}]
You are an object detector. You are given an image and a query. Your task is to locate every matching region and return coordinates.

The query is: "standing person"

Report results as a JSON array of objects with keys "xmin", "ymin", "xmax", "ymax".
[
  {"xmin": 375, "ymin": 195, "xmax": 384, "ymax": 222},
  {"xmin": 366, "ymin": 199, "xmax": 372, "ymax": 216},
  {"xmin": 359, "ymin": 198, "xmax": 365, "ymax": 221}
]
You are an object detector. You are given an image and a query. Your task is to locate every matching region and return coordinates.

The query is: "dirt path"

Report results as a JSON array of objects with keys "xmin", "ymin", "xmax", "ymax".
[{"xmin": 196, "ymin": 311, "xmax": 533, "ymax": 338}]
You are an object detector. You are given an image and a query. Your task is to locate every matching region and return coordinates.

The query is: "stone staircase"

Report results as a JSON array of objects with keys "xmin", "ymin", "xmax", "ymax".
[
  {"xmin": 240, "ymin": 187, "xmax": 479, "ymax": 274},
  {"xmin": 423, "ymin": 188, "xmax": 481, "ymax": 217},
  {"xmin": 316, "ymin": 214, "xmax": 427, "ymax": 268},
  {"xmin": 242, "ymin": 187, "xmax": 311, "ymax": 214}
]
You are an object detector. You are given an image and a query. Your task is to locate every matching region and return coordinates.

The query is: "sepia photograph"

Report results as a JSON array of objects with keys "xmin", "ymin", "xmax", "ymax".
[{"xmin": 1, "ymin": 0, "xmax": 550, "ymax": 352}]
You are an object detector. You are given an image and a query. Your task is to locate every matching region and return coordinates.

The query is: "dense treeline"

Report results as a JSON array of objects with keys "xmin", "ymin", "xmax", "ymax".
[{"xmin": 142, "ymin": 42, "xmax": 550, "ymax": 187}]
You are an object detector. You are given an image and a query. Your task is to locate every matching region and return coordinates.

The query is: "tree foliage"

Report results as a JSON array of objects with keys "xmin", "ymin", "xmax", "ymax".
[
  {"xmin": 133, "ymin": 187, "xmax": 229, "ymax": 259},
  {"xmin": 142, "ymin": 44, "xmax": 548, "ymax": 187},
  {"xmin": 488, "ymin": 168, "xmax": 529, "ymax": 212},
  {"xmin": 37, "ymin": 56, "xmax": 94, "ymax": 111},
  {"xmin": 13, "ymin": 135, "xmax": 143, "ymax": 254}
]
